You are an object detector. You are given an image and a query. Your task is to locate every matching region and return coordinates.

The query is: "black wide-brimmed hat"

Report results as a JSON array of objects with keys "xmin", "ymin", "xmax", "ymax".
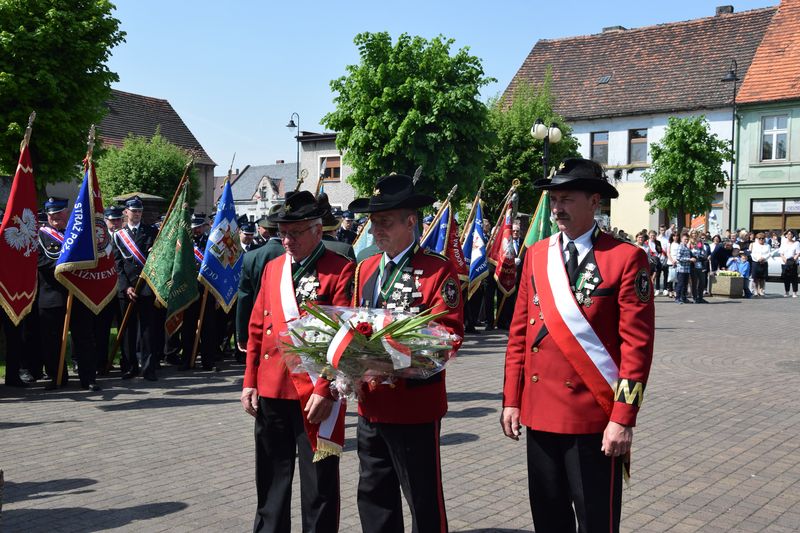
[
  {"xmin": 317, "ymin": 193, "xmax": 341, "ymax": 232},
  {"xmin": 267, "ymin": 191, "xmax": 326, "ymax": 223},
  {"xmin": 534, "ymin": 158, "xmax": 618, "ymax": 199},
  {"xmin": 348, "ymin": 174, "xmax": 435, "ymax": 213}
]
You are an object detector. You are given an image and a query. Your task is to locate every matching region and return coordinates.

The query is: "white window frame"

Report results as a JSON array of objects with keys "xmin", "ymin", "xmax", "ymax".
[{"xmin": 760, "ymin": 114, "xmax": 788, "ymax": 162}]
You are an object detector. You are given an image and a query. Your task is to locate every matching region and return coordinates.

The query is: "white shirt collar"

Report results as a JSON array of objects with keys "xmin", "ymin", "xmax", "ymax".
[
  {"xmin": 382, "ymin": 240, "xmax": 415, "ymax": 265},
  {"xmin": 561, "ymin": 225, "xmax": 596, "ymax": 264},
  {"xmin": 128, "ymin": 224, "xmax": 140, "ymax": 231}
]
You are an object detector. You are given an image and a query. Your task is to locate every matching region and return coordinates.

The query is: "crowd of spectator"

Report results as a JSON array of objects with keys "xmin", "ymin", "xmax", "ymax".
[{"xmin": 614, "ymin": 224, "xmax": 800, "ymax": 302}]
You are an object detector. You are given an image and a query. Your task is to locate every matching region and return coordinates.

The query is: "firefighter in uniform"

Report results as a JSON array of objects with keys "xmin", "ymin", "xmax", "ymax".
[
  {"xmin": 241, "ymin": 191, "xmax": 355, "ymax": 533},
  {"xmin": 114, "ymin": 196, "xmax": 159, "ymax": 381},
  {"xmin": 501, "ymin": 158, "xmax": 655, "ymax": 533},
  {"xmin": 348, "ymin": 174, "xmax": 464, "ymax": 533}
]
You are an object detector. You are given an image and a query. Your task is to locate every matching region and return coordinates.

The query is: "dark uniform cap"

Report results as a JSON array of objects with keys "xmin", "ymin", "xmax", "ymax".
[
  {"xmin": 348, "ymin": 174, "xmax": 435, "ymax": 213},
  {"xmin": 267, "ymin": 191, "xmax": 326, "ymax": 223},
  {"xmin": 342, "ymin": 210, "xmax": 355, "ymax": 220},
  {"xmin": 190, "ymin": 215, "xmax": 206, "ymax": 228},
  {"xmin": 44, "ymin": 197, "xmax": 68, "ymax": 214},
  {"xmin": 104, "ymin": 205, "xmax": 125, "ymax": 220},
  {"xmin": 534, "ymin": 158, "xmax": 619, "ymax": 199},
  {"xmin": 125, "ymin": 196, "xmax": 144, "ymax": 210},
  {"xmin": 241, "ymin": 222, "xmax": 256, "ymax": 234}
]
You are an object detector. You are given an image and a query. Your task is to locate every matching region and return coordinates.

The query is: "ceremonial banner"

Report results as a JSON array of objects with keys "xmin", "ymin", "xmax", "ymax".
[
  {"xmin": 141, "ymin": 182, "xmax": 198, "ymax": 335},
  {"xmin": 0, "ymin": 142, "xmax": 38, "ymax": 325},
  {"xmin": 520, "ymin": 191, "xmax": 557, "ymax": 257},
  {"xmin": 461, "ymin": 200, "xmax": 489, "ymax": 300},
  {"xmin": 420, "ymin": 202, "xmax": 468, "ymax": 282},
  {"xmin": 199, "ymin": 180, "xmax": 243, "ymax": 313},
  {"xmin": 54, "ymin": 159, "xmax": 118, "ymax": 313},
  {"xmin": 352, "ymin": 219, "xmax": 374, "ymax": 258},
  {"xmin": 488, "ymin": 195, "xmax": 518, "ymax": 296}
]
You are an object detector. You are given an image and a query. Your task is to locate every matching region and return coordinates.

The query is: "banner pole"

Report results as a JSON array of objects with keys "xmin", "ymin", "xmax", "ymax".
[
  {"xmin": 56, "ymin": 293, "xmax": 74, "ymax": 387},
  {"xmin": 107, "ymin": 158, "xmax": 194, "ymax": 371},
  {"xmin": 459, "ymin": 182, "xmax": 483, "ymax": 245},
  {"xmin": 189, "ymin": 287, "xmax": 209, "ymax": 368}
]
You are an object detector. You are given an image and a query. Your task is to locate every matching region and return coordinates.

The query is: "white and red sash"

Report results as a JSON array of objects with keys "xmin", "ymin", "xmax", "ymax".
[
  {"xmin": 116, "ymin": 228, "xmax": 147, "ymax": 266},
  {"xmin": 532, "ymin": 233, "xmax": 618, "ymax": 416},
  {"xmin": 39, "ymin": 226, "xmax": 64, "ymax": 243},
  {"xmin": 194, "ymin": 245, "xmax": 204, "ymax": 265},
  {"xmin": 279, "ymin": 253, "xmax": 346, "ymax": 461}
]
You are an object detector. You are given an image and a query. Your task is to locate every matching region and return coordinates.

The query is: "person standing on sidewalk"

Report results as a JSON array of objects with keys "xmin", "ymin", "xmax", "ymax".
[
  {"xmin": 674, "ymin": 233, "xmax": 692, "ymax": 304},
  {"xmin": 501, "ymin": 158, "xmax": 654, "ymax": 533},
  {"xmin": 779, "ymin": 230, "xmax": 800, "ymax": 297}
]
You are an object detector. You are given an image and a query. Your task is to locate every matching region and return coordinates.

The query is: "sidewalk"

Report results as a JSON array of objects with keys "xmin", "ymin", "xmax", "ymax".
[{"xmin": 1, "ymin": 288, "xmax": 799, "ymax": 532}]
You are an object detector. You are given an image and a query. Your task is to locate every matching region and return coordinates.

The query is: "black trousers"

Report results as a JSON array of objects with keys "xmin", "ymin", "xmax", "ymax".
[
  {"xmin": 38, "ymin": 305, "xmax": 69, "ymax": 384},
  {"xmin": 69, "ymin": 301, "xmax": 100, "ymax": 387},
  {"xmin": 118, "ymin": 295, "xmax": 157, "ymax": 378},
  {"xmin": 95, "ymin": 300, "xmax": 119, "ymax": 372},
  {"xmin": 253, "ymin": 397, "xmax": 339, "ymax": 533},
  {"xmin": 20, "ymin": 309, "xmax": 43, "ymax": 379},
  {"xmin": 357, "ymin": 417, "xmax": 447, "ymax": 533},
  {"xmin": 180, "ymin": 294, "xmax": 220, "ymax": 367},
  {"xmin": 526, "ymin": 429, "xmax": 622, "ymax": 533},
  {"xmin": 1, "ymin": 311, "xmax": 23, "ymax": 384}
]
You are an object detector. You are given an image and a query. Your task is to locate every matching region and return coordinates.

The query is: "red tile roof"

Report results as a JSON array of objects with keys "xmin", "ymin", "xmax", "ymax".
[
  {"xmin": 504, "ymin": 7, "xmax": 776, "ymax": 121},
  {"xmin": 99, "ymin": 89, "xmax": 215, "ymax": 166},
  {"xmin": 738, "ymin": 0, "xmax": 800, "ymax": 104}
]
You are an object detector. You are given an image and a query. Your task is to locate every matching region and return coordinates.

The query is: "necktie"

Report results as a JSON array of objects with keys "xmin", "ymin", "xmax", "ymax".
[
  {"xmin": 377, "ymin": 260, "xmax": 396, "ymax": 307},
  {"xmin": 291, "ymin": 262, "xmax": 301, "ymax": 276},
  {"xmin": 566, "ymin": 241, "xmax": 579, "ymax": 286}
]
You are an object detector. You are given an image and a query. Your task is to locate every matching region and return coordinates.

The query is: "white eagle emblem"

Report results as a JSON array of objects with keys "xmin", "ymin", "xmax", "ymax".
[{"xmin": 4, "ymin": 208, "xmax": 38, "ymax": 257}]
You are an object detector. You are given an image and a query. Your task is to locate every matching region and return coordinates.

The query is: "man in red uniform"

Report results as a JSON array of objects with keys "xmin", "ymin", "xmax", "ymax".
[
  {"xmin": 349, "ymin": 174, "xmax": 464, "ymax": 533},
  {"xmin": 501, "ymin": 158, "xmax": 654, "ymax": 533},
  {"xmin": 241, "ymin": 191, "xmax": 355, "ymax": 533}
]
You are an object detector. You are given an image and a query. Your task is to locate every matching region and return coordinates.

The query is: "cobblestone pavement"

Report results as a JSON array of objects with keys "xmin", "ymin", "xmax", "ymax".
[{"xmin": 2, "ymin": 285, "xmax": 799, "ymax": 532}]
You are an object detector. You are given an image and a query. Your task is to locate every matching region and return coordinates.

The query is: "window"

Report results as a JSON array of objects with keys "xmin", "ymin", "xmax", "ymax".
[
  {"xmin": 750, "ymin": 198, "xmax": 800, "ymax": 232},
  {"xmin": 628, "ymin": 129, "xmax": 647, "ymax": 164},
  {"xmin": 591, "ymin": 132, "xmax": 608, "ymax": 164},
  {"xmin": 321, "ymin": 156, "xmax": 341, "ymax": 181},
  {"xmin": 761, "ymin": 115, "xmax": 788, "ymax": 161}
]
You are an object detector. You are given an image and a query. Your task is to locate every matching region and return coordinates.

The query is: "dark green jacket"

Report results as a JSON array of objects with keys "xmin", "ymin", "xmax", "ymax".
[
  {"xmin": 236, "ymin": 237, "xmax": 284, "ymax": 343},
  {"xmin": 322, "ymin": 234, "xmax": 356, "ymax": 261}
]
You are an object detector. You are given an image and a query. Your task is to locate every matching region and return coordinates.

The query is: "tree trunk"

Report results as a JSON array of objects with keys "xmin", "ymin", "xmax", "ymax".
[{"xmin": 677, "ymin": 203, "xmax": 686, "ymax": 235}]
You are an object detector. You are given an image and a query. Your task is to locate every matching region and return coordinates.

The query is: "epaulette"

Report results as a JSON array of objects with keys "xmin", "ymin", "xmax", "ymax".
[{"xmin": 422, "ymin": 249, "xmax": 448, "ymax": 262}]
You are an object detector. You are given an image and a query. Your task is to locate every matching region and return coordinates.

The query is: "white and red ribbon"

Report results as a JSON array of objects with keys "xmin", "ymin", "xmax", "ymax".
[
  {"xmin": 116, "ymin": 228, "xmax": 147, "ymax": 266},
  {"xmin": 39, "ymin": 226, "xmax": 64, "ymax": 243}
]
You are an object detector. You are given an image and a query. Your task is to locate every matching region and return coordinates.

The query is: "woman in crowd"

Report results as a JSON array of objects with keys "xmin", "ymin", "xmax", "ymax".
[
  {"xmin": 674, "ymin": 233, "xmax": 693, "ymax": 304},
  {"xmin": 666, "ymin": 232, "xmax": 681, "ymax": 298},
  {"xmin": 709, "ymin": 235, "xmax": 731, "ymax": 272},
  {"xmin": 750, "ymin": 232, "xmax": 771, "ymax": 297},
  {"xmin": 688, "ymin": 231, "xmax": 709, "ymax": 303},
  {"xmin": 779, "ymin": 229, "xmax": 800, "ymax": 297}
]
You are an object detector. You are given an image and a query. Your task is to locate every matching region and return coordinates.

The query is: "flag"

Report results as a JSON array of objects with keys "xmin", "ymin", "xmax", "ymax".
[
  {"xmin": 461, "ymin": 200, "xmax": 489, "ymax": 300},
  {"xmin": 488, "ymin": 193, "xmax": 518, "ymax": 296},
  {"xmin": 520, "ymin": 191, "xmax": 558, "ymax": 257},
  {"xmin": 0, "ymin": 142, "xmax": 38, "ymax": 325},
  {"xmin": 141, "ymin": 181, "xmax": 199, "ymax": 336},
  {"xmin": 420, "ymin": 202, "xmax": 468, "ymax": 281},
  {"xmin": 199, "ymin": 180, "xmax": 243, "ymax": 312},
  {"xmin": 54, "ymin": 159, "xmax": 118, "ymax": 313},
  {"xmin": 352, "ymin": 220, "xmax": 374, "ymax": 258}
]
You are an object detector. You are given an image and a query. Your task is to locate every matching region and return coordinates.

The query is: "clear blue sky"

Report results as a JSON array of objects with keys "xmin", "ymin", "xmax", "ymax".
[{"xmin": 108, "ymin": 0, "xmax": 774, "ymax": 173}]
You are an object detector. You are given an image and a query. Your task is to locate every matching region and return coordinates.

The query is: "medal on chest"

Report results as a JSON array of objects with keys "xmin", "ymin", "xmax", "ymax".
[
  {"xmin": 384, "ymin": 266, "xmax": 422, "ymax": 313},
  {"xmin": 573, "ymin": 262, "xmax": 602, "ymax": 308},
  {"xmin": 295, "ymin": 273, "xmax": 320, "ymax": 304}
]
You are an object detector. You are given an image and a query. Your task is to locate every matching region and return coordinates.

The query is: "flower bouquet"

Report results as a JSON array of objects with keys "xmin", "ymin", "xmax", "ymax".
[{"xmin": 281, "ymin": 304, "xmax": 461, "ymax": 398}]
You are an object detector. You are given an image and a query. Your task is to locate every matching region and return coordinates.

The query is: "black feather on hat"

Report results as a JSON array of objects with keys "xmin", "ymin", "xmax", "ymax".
[
  {"xmin": 348, "ymin": 174, "xmax": 434, "ymax": 213},
  {"xmin": 534, "ymin": 158, "xmax": 618, "ymax": 199}
]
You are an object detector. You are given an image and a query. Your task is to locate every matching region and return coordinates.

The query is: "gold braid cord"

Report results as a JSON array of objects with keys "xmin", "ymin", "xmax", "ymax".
[{"xmin": 614, "ymin": 379, "xmax": 645, "ymax": 407}]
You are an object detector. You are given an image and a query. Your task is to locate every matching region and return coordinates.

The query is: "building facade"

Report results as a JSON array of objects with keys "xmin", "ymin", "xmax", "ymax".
[{"xmin": 298, "ymin": 131, "xmax": 357, "ymax": 210}]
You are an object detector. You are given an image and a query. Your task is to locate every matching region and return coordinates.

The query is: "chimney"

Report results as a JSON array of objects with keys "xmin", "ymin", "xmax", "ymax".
[
  {"xmin": 276, "ymin": 159, "xmax": 285, "ymax": 164},
  {"xmin": 602, "ymin": 25, "xmax": 627, "ymax": 33},
  {"xmin": 716, "ymin": 5, "xmax": 734, "ymax": 15}
]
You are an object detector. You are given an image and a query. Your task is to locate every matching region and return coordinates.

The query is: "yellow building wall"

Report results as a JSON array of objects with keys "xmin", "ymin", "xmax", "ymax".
[{"xmin": 609, "ymin": 182, "xmax": 651, "ymax": 236}]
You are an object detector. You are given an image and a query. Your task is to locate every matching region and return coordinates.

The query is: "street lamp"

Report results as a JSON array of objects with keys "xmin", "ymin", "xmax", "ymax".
[
  {"xmin": 721, "ymin": 59, "xmax": 739, "ymax": 232},
  {"xmin": 286, "ymin": 112, "xmax": 300, "ymax": 182},
  {"xmin": 531, "ymin": 119, "xmax": 563, "ymax": 180}
]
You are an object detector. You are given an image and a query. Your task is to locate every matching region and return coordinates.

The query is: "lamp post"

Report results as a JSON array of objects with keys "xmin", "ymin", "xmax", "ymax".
[
  {"xmin": 286, "ymin": 112, "xmax": 300, "ymax": 182},
  {"xmin": 531, "ymin": 119, "xmax": 563, "ymax": 179},
  {"xmin": 721, "ymin": 59, "xmax": 739, "ymax": 232}
]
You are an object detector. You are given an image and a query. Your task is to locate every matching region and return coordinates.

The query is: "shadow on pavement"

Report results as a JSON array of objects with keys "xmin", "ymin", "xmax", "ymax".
[
  {"xmin": 441, "ymin": 432, "xmax": 480, "ymax": 446},
  {"xmin": 163, "ymin": 383, "xmax": 240, "ymax": 396},
  {"xmin": 446, "ymin": 406, "xmax": 497, "ymax": 419},
  {"xmin": 96, "ymin": 397, "xmax": 237, "ymax": 412},
  {"xmin": 448, "ymin": 392, "xmax": 502, "ymax": 402},
  {"xmin": 457, "ymin": 529, "xmax": 530, "ymax": 533},
  {"xmin": 0, "ymin": 419, "xmax": 80, "ymax": 430},
  {"xmin": 3, "ymin": 478, "xmax": 98, "ymax": 503},
  {"xmin": 1, "ymin": 502, "xmax": 188, "ymax": 532}
]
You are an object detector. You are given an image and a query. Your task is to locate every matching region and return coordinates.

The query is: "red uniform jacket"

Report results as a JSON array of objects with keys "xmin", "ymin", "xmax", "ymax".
[
  {"xmin": 244, "ymin": 249, "xmax": 355, "ymax": 399},
  {"xmin": 353, "ymin": 245, "xmax": 465, "ymax": 424},
  {"xmin": 503, "ymin": 231, "xmax": 654, "ymax": 434}
]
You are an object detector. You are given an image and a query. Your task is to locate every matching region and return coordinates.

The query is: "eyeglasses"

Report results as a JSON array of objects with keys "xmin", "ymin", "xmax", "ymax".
[{"xmin": 278, "ymin": 225, "xmax": 315, "ymax": 240}]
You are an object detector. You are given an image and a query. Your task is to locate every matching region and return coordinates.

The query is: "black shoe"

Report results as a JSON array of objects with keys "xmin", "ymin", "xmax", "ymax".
[
  {"xmin": 122, "ymin": 369, "xmax": 140, "ymax": 380},
  {"xmin": 142, "ymin": 373, "xmax": 157, "ymax": 382},
  {"xmin": 82, "ymin": 383, "xmax": 102, "ymax": 391},
  {"xmin": 5, "ymin": 378, "xmax": 29, "ymax": 388},
  {"xmin": 165, "ymin": 353, "xmax": 183, "ymax": 366},
  {"xmin": 19, "ymin": 369, "xmax": 36, "ymax": 383}
]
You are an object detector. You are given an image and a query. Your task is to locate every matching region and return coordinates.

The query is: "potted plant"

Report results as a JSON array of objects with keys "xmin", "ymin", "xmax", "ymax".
[{"xmin": 710, "ymin": 270, "xmax": 744, "ymax": 298}]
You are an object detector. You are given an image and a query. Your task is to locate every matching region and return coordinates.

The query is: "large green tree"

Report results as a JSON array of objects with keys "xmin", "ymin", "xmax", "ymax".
[
  {"xmin": 483, "ymin": 75, "xmax": 579, "ymax": 217},
  {"xmin": 0, "ymin": 0, "xmax": 124, "ymax": 187},
  {"xmin": 96, "ymin": 132, "xmax": 199, "ymax": 207},
  {"xmin": 643, "ymin": 115, "xmax": 733, "ymax": 231},
  {"xmin": 322, "ymin": 32, "xmax": 494, "ymax": 204}
]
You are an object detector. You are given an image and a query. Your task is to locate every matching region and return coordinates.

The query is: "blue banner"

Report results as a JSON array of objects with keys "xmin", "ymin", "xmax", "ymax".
[
  {"xmin": 461, "ymin": 201, "xmax": 489, "ymax": 299},
  {"xmin": 352, "ymin": 219, "xmax": 374, "ymax": 259},
  {"xmin": 421, "ymin": 204, "xmax": 451, "ymax": 254},
  {"xmin": 198, "ymin": 181, "xmax": 243, "ymax": 312}
]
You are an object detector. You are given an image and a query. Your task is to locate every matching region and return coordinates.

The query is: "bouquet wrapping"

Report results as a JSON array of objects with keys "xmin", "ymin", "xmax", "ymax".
[{"xmin": 280, "ymin": 304, "xmax": 461, "ymax": 398}]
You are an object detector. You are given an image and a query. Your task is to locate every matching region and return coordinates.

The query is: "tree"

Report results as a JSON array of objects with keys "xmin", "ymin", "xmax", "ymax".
[
  {"xmin": 96, "ymin": 132, "xmax": 199, "ymax": 207},
  {"xmin": 643, "ymin": 116, "xmax": 733, "ymax": 231},
  {"xmin": 322, "ymin": 32, "xmax": 494, "ymax": 204},
  {"xmin": 483, "ymin": 75, "xmax": 579, "ymax": 217},
  {"xmin": 0, "ymin": 0, "xmax": 124, "ymax": 188}
]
